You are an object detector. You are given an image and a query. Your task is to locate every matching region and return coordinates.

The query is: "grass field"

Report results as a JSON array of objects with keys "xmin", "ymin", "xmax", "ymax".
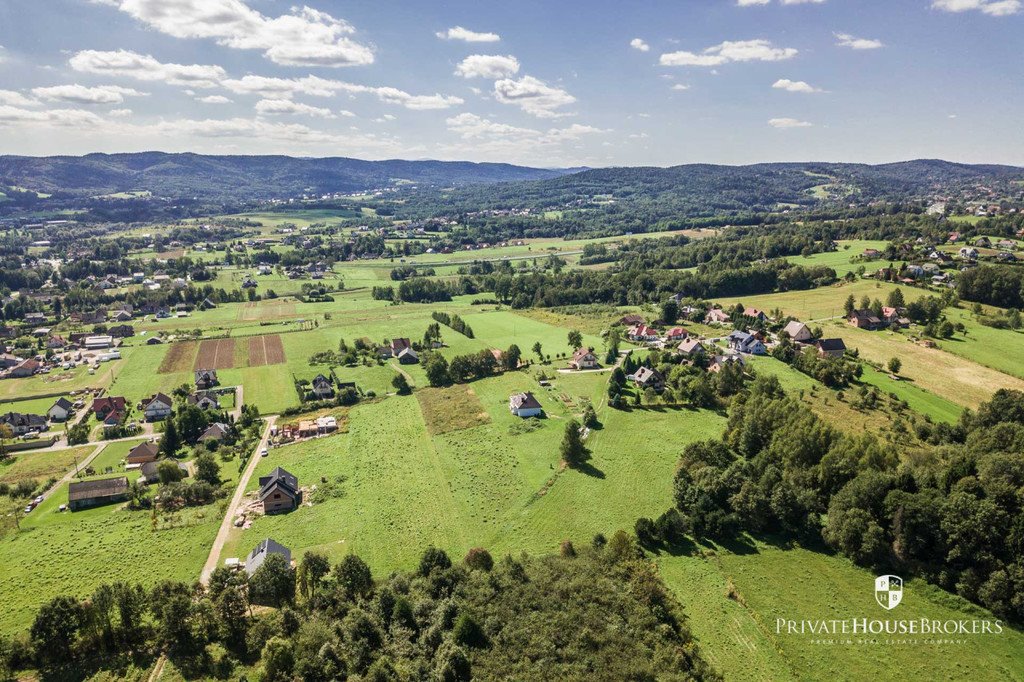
[
  {"xmin": 715, "ymin": 280, "xmax": 929, "ymax": 323},
  {"xmin": 220, "ymin": 370, "xmax": 726, "ymax": 574},
  {"xmin": 658, "ymin": 542, "xmax": 1024, "ymax": 681},
  {"xmin": 784, "ymin": 240, "xmax": 889, "ymax": 277},
  {"xmin": 0, "ymin": 445, "xmax": 95, "ymax": 485}
]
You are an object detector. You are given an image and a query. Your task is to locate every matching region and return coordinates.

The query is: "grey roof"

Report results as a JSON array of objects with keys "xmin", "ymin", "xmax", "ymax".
[
  {"xmin": 245, "ymin": 538, "xmax": 291, "ymax": 576},
  {"xmin": 817, "ymin": 338, "xmax": 847, "ymax": 353},
  {"xmin": 68, "ymin": 476, "xmax": 128, "ymax": 502},
  {"xmin": 510, "ymin": 392, "xmax": 542, "ymax": 410},
  {"xmin": 51, "ymin": 397, "xmax": 74, "ymax": 410},
  {"xmin": 258, "ymin": 467, "xmax": 299, "ymax": 501}
]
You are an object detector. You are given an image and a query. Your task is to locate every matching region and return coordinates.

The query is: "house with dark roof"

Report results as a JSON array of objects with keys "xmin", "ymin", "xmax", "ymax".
[
  {"xmin": 48, "ymin": 397, "xmax": 74, "ymax": 422},
  {"xmin": 68, "ymin": 476, "xmax": 129, "ymax": 511},
  {"xmin": 188, "ymin": 391, "xmax": 221, "ymax": 410},
  {"xmin": 0, "ymin": 412, "xmax": 46, "ymax": 436},
  {"xmin": 631, "ymin": 366, "xmax": 665, "ymax": 390},
  {"xmin": 141, "ymin": 393, "xmax": 173, "ymax": 421},
  {"xmin": 397, "ymin": 347, "xmax": 419, "ymax": 364},
  {"xmin": 195, "ymin": 369, "xmax": 219, "ymax": 389},
  {"xmin": 311, "ymin": 374, "xmax": 335, "ymax": 399},
  {"xmin": 816, "ymin": 338, "xmax": 848, "ymax": 358},
  {"xmin": 258, "ymin": 467, "xmax": 300, "ymax": 514},
  {"xmin": 727, "ymin": 330, "xmax": 767, "ymax": 355},
  {"xmin": 245, "ymin": 538, "xmax": 291, "ymax": 576},
  {"xmin": 509, "ymin": 392, "xmax": 543, "ymax": 418}
]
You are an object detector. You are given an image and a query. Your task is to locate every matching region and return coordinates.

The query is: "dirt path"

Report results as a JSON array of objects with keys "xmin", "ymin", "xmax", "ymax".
[
  {"xmin": 37, "ymin": 442, "xmax": 105, "ymax": 503},
  {"xmin": 199, "ymin": 415, "xmax": 276, "ymax": 584}
]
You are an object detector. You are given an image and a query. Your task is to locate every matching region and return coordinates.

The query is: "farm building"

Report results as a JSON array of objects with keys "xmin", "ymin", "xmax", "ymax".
[
  {"xmin": 816, "ymin": 338, "xmax": 848, "ymax": 358},
  {"xmin": 245, "ymin": 538, "xmax": 291, "ymax": 576},
  {"xmin": 68, "ymin": 476, "xmax": 129, "ymax": 511},
  {"xmin": 397, "ymin": 347, "xmax": 419, "ymax": 364},
  {"xmin": 83, "ymin": 335, "xmax": 114, "ymax": 350},
  {"xmin": 509, "ymin": 392, "xmax": 543, "ymax": 418},
  {"xmin": 258, "ymin": 467, "xmax": 301, "ymax": 514}
]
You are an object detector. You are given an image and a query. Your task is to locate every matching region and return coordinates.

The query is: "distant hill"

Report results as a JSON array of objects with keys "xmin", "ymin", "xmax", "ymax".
[
  {"xmin": 411, "ymin": 159, "xmax": 1024, "ymax": 219},
  {"xmin": 0, "ymin": 152, "xmax": 576, "ymax": 200}
]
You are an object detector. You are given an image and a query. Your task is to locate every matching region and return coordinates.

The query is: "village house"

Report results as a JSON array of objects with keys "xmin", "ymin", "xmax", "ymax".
[
  {"xmin": 311, "ymin": 374, "xmax": 335, "ymax": 399},
  {"xmin": 973, "ymin": 236, "xmax": 992, "ymax": 248},
  {"xmin": 742, "ymin": 307, "xmax": 768, "ymax": 322},
  {"xmin": 0, "ymin": 412, "xmax": 46, "ymax": 436},
  {"xmin": 958, "ymin": 247, "xmax": 979, "ymax": 260},
  {"xmin": 245, "ymin": 538, "xmax": 292, "ymax": 576},
  {"xmin": 47, "ymin": 397, "xmax": 74, "ymax": 422},
  {"xmin": 631, "ymin": 366, "xmax": 665, "ymax": 391},
  {"xmin": 618, "ymin": 313, "xmax": 645, "ymax": 326},
  {"xmin": 188, "ymin": 391, "xmax": 221, "ymax": 410},
  {"xmin": 782, "ymin": 321, "xmax": 813, "ymax": 343},
  {"xmin": 8, "ymin": 358, "xmax": 40, "ymax": 378},
  {"xmin": 676, "ymin": 338, "xmax": 706, "ymax": 358},
  {"xmin": 664, "ymin": 327, "xmax": 689, "ymax": 342},
  {"xmin": 68, "ymin": 476, "xmax": 129, "ymax": 511},
  {"xmin": 570, "ymin": 347, "xmax": 600, "ymax": 370},
  {"xmin": 727, "ymin": 330, "xmax": 767, "ymax": 355},
  {"xmin": 199, "ymin": 422, "xmax": 231, "ymax": 443},
  {"xmin": 258, "ymin": 467, "xmax": 301, "ymax": 514},
  {"xmin": 627, "ymin": 324, "xmax": 660, "ymax": 342},
  {"xmin": 92, "ymin": 396, "xmax": 127, "ymax": 420},
  {"xmin": 126, "ymin": 441, "xmax": 160, "ymax": 465},
  {"xmin": 709, "ymin": 353, "xmax": 745, "ymax": 373},
  {"xmin": 881, "ymin": 307, "xmax": 907, "ymax": 329},
  {"xmin": 195, "ymin": 368, "xmax": 219, "ymax": 389},
  {"xmin": 0, "ymin": 353, "xmax": 19, "ymax": 370},
  {"xmin": 509, "ymin": 392, "xmax": 544, "ymax": 418},
  {"xmin": 847, "ymin": 309, "xmax": 883, "ymax": 330},
  {"xmin": 816, "ymin": 338, "xmax": 848, "ymax": 359},
  {"xmin": 241, "ymin": 276, "xmax": 258, "ymax": 288},
  {"xmin": 704, "ymin": 308, "xmax": 731, "ymax": 325},
  {"xmin": 397, "ymin": 346, "xmax": 419, "ymax": 364},
  {"xmin": 140, "ymin": 460, "xmax": 188, "ymax": 485},
  {"xmin": 140, "ymin": 392, "xmax": 173, "ymax": 421}
]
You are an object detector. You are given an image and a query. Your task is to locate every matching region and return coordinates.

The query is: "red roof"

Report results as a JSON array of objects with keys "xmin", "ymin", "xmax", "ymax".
[
  {"xmin": 666, "ymin": 327, "xmax": 688, "ymax": 338},
  {"xmin": 92, "ymin": 396, "xmax": 127, "ymax": 414}
]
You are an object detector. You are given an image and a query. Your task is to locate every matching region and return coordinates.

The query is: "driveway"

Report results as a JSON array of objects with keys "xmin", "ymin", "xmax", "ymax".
[{"xmin": 199, "ymin": 415, "xmax": 277, "ymax": 584}]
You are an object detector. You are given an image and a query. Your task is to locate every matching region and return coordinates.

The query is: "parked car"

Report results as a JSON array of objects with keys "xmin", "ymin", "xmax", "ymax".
[{"xmin": 261, "ymin": 448, "xmax": 269, "ymax": 457}]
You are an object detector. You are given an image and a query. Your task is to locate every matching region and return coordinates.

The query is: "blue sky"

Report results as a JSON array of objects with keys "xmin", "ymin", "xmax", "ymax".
[{"xmin": 0, "ymin": 0, "xmax": 1021, "ymax": 166}]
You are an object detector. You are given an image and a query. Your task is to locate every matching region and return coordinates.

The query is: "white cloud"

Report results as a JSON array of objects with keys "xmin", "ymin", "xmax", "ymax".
[
  {"xmin": 70, "ymin": 50, "xmax": 227, "ymax": 88},
  {"xmin": 109, "ymin": 108, "xmax": 133, "ymax": 117},
  {"xmin": 932, "ymin": 0, "xmax": 1020, "ymax": 14},
  {"xmin": 197, "ymin": 95, "xmax": 232, "ymax": 104},
  {"xmin": 442, "ymin": 112, "xmax": 605, "ymax": 164},
  {"xmin": 780, "ymin": 0, "xmax": 826, "ymax": 4},
  {"xmin": 671, "ymin": 84, "xmax": 691, "ymax": 91},
  {"xmin": 772, "ymin": 78, "xmax": 823, "ymax": 93},
  {"xmin": 660, "ymin": 39, "xmax": 798, "ymax": 67},
  {"xmin": 737, "ymin": 0, "xmax": 771, "ymax": 5},
  {"xmin": 31, "ymin": 84, "xmax": 146, "ymax": 104},
  {"xmin": 255, "ymin": 98, "xmax": 336, "ymax": 118},
  {"xmin": 493, "ymin": 75, "xmax": 575, "ymax": 117},
  {"xmin": 834, "ymin": 33, "xmax": 884, "ymax": 49},
  {"xmin": 768, "ymin": 117, "xmax": 813, "ymax": 128},
  {"xmin": 97, "ymin": 0, "xmax": 374, "ymax": 67},
  {"xmin": 0, "ymin": 105, "xmax": 104, "ymax": 127},
  {"xmin": 436, "ymin": 26, "xmax": 500, "ymax": 42},
  {"xmin": 219, "ymin": 74, "xmax": 463, "ymax": 110},
  {"xmin": 0, "ymin": 90, "xmax": 37, "ymax": 107},
  {"xmin": 630, "ymin": 38, "xmax": 650, "ymax": 52},
  {"xmin": 339, "ymin": 110, "xmax": 356, "ymax": 117},
  {"xmin": 738, "ymin": 0, "xmax": 826, "ymax": 4},
  {"xmin": 454, "ymin": 54, "xmax": 520, "ymax": 79}
]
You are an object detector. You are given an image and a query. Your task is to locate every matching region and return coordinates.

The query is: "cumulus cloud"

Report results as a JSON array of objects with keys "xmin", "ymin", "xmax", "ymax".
[
  {"xmin": 255, "ymin": 98, "xmax": 336, "ymax": 118},
  {"xmin": 768, "ymin": 117, "xmax": 813, "ymax": 128},
  {"xmin": 630, "ymin": 38, "xmax": 650, "ymax": 52},
  {"xmin": 671, "ymin": 84, "xmax": 691, "ymax": 91},
  {"xmin": 660, "ymin": 39, "xmax": 797, "ymax": 67},
  {"xmin": 197, "ymin": 95, "xmax": 232, "ymax": 104},
  {"xmin": 31, "ymin": 84, "xmax": 146, "ymax": 104},
  {"xmin": 0, "ymin": 90, "xmax": 37, "ymax": 107},
  {"xmin": 772, "ymin": 78, "xmax": 823, "ymax": 93},
  {"xmin": 442, "ymin": 112, "xmax": 605, "ymax": 164},
  {"xmin": 70, "ymin": 50, "xmax": 227, "ymax": 88},
  {"xmin": 834, "ymin": 33, "xmax": 884, "ymax": 49},
  {"xmin": 0, "ymin": 105, "xmax": 104, "ymax": 127},
  {"xmin": 436, "ymin": 26, "xmax": 500, "ymax": 42},
  {"xmin": 493, "ymin": 75, "xmax": 575, "ymax": 117},
  {"xmin": 96, "ymin": 0, "xmax": 374, "ymax": 67},
  {"xmin": 218, "ymin": 74, "xmax": 462, "ymax": 110},
  {"xmin": 109, "ymin": 108, "xmax": 133, "ymax": 117},
  {"xmin": 454, "ymin": 54, "xmax": 520, "ymax": 79},
  {"xmin": 932, "ymin": 0, "xmax": 1020, "ymax": 14}
]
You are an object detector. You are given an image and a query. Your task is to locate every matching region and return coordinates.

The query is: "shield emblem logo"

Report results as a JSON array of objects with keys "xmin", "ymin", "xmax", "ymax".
[{"xmin": 875, "ymin": 575, "xmax": 903, "ymax": 610}]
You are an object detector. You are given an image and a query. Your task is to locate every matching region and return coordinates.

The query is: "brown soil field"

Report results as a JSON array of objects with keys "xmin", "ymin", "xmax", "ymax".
[
  {"xmin": 193, "ymin": 338, "xmax": 236, "ymax": 370},
  {"xmin": 247, "ymin": 334, "xmax": 286, "ymax": 367},
  {"xmin": 157, "ymin": 341, "xmax": 198, "ymax": 374}
]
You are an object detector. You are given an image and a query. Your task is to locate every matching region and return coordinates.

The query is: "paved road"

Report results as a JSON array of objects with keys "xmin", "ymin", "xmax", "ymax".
[{"xmin": 199, "ymin": 415, "xmax": 277, "ymax": 584}]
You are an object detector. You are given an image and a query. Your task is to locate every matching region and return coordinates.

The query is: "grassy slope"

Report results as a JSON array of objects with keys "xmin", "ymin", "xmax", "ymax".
[
  {"xmin": 784, "ymin": 240, "xmax": 889, "ymax": 277},
  {"xmin": 659, "ymin": 542, "xmax": 1024, "ymax": 681}
]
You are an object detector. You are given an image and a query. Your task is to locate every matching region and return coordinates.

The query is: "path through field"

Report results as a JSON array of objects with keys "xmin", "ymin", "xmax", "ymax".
[{"xmin": 200, "ymin": 416, "xmax": 276, "ymax": 583}]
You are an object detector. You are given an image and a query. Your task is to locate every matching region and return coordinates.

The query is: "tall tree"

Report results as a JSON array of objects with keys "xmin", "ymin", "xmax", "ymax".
[{"xmin": 560, "ymin": 419, "xmax": 590, "ymax": 468}]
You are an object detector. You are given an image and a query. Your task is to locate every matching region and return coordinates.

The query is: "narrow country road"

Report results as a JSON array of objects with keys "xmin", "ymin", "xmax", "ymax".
[
  {"xmin": 37, "ymin": 442, "xmax": 105, "ymax": 503},
  {"xmin": 199, "ymin": 415, "xmax": 276, "ymax": 584}
]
